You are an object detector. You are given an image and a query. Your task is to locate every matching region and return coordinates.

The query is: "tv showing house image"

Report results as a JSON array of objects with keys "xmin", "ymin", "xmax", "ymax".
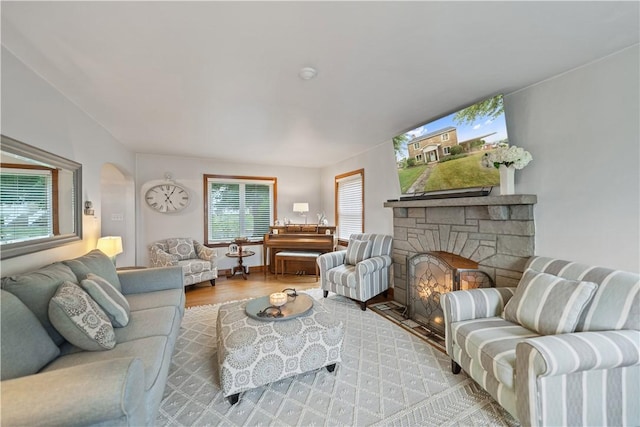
[{"xmin": 394, "ymin": 94, "xmax": 507, "ymax": 195}]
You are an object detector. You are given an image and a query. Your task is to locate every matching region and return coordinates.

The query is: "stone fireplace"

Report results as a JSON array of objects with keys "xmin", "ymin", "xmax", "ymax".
[
  {"xmin": 408, "ymin": 251, "xmax": 494, "ymax": 338},
  {"xmin": 384, "ymin": 195, "xmax": 537, "ymax": 311}
]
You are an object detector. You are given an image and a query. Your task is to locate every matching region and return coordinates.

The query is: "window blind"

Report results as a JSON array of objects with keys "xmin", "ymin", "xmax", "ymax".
[
  {"xmin": 206, "ymin": 177, "xmax": 274, "ymax": 243},
  {"xmin": 0, "ymin": 168, "xmax": 53, "ymax": 244},
  {"xmin": 336, "ymin": 172, "xmax": 363, "ymax": 241}
]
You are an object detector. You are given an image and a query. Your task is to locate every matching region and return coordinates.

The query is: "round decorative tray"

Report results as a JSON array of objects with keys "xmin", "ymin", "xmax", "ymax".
[{"xmin": 245, "ymin": 293, "xmax": 314, "ymax": 321}]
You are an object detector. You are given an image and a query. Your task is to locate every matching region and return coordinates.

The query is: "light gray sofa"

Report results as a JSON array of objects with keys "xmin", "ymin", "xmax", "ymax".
[
  {"xmin": 441, "ymin": 256, "xmax": 640, "ymax": 426},
  {"xmin": 1, "ymin": 249, "xmax": 185, "ymax": 426}
]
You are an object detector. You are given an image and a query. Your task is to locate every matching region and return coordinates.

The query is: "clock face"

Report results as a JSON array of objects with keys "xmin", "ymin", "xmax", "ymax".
[{"xmin": 145, "ymin": 184, "xmax": 190, "ymax": 213}]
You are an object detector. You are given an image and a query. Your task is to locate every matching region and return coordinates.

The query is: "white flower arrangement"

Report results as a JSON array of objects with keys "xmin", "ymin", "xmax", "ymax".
[{"xmin": 482, "ymin": 143, "xmax": 532, "ymax": 170}]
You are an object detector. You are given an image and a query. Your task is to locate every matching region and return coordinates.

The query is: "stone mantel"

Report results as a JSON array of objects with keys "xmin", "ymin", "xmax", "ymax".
[
  {"xmin": 383, "ymin": 194, "xmax": 537, "ymax": 208},
  {"xmin": 386, "ymin": 194, "xmax": 537, "ymax": 305}
]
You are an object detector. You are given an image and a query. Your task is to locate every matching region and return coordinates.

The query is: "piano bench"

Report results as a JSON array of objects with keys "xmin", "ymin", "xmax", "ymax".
[{"xmin": 275, "ymin": 251, "xmax": 321, "ymax": 281}]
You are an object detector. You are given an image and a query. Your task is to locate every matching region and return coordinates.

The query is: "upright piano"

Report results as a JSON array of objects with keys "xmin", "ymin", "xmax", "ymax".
[{"xmin": 263, "ymin": 227, "xmax": 335, "ymax": 275}]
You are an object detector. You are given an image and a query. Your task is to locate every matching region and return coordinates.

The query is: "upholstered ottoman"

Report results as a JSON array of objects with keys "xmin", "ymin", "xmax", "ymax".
[{"xmin": 216, "ymin": 296, "xmax": 344, "ymax": 404}]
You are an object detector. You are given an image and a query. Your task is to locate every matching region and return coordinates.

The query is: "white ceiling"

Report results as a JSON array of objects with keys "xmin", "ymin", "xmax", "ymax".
[{"xmin": 2, "ymin": 1, "xmax": 638, "ymax": 168}]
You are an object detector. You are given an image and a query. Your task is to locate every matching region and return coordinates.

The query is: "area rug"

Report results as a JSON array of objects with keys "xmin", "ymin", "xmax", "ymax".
[
  {"xmin": 157, "ymin": 290, "xmax": 518, "ymax": 426},
  {"xmin": 369, "ymin": 300, "xmax": 447, "ymax": 354}
]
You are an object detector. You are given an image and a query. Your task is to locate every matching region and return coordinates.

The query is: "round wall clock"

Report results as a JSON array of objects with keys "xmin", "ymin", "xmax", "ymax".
[{"xmin": 145, "ymin": 183, "xmax": 190, "ymax": 213}]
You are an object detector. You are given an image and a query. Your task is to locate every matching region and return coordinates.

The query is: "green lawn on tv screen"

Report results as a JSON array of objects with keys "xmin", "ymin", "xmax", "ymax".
[{"xmin": 424, "ymin": 152, "xmax": 499, "ymax": 192}]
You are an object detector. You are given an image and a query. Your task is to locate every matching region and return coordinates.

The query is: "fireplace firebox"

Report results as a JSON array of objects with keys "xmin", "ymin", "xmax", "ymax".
[{"xmin": 407, "ymin": 251, "xmax": 494, "ymax": 338}]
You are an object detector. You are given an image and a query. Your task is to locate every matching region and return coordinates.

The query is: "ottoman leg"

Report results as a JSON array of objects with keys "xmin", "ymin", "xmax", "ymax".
[
  {"xmin": 326, "ymin": 363, "xmax": 336, "ymax": 373},
  {"xmin": 323, "ymin": 290, "xmax": 328, "ymax": 298},
  {"xmin": 227, "ymin": 393, "xmax": 240, "ymax": 405}
]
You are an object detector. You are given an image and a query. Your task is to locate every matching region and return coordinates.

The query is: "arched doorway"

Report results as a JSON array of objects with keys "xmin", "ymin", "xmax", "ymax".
[{"xmin": 100, "ymin": 163, "xmax": 136, "ymax": 266}]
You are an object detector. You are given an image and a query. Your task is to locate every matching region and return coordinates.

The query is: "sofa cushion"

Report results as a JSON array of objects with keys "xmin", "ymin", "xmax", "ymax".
[
  {"xmin": 81, "ymin": 274, "xmax": 130, "ymax": 327},
  {"xmin": 453, "ymin": 317, "xmax": 540, "ymax": 389},
  {"xmin": 63, "ymin": 249, "xmax": 122, "ymax": 292},
  {"xmin": 49, "ymin": 282, "xmax": 116, "ymax": 351},
  {"xmin": 526, "ymin": 256, "xmax": 640, "ymax": 332},
  {"xmin": 125, "ymin": 288, "xmax": 185, "ymax": 315},
  {"xmin": 345, "ymin": 239, "xmax": 371, "ymax": 265},
  {"xmin": 166, "ymin": 238, "xmax": 196, "ymax": 260},
  {"xmin": 503, "ymin": 269, "xmax": 598, "ymax": 335},
  {"xmin": 326, "ymin": 264, "xmax": 357, "ymax": 288},
  {"xmin": 41, "ymin": 336, "xmax": 169, "ymax": 392},
  {"xmin": 0, "ymin": 290, "xmax": 60, "ymax": 380},
  {"xmin": 177, "ymin": 259, "xmax": 212, "ymax": 275},
  {"xmin": 1, "ymin": 262, "xmax": 78, "ymax": 345},
  {"xmin": 114, "ymin": 306, "xmax": 180, "ymax": 344}
]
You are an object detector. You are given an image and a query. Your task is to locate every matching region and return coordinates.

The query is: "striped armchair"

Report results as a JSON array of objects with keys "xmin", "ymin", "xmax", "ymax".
[
  {"xmin": 441, "ymin": 256, "xmax": 639, "ymax": 426},
  {"xmin": 317, "ymin": 233, "xmax": 392, "ymax": 310}
]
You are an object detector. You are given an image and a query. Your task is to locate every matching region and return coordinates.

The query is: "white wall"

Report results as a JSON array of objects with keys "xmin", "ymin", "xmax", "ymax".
[
  {"xmin": 506, "ymin": 46, "xmax": 639, "ymax": 272},
  {"xmin": 320, "ymin": 46, "xmax": 639, "ymax": 273},
  {"xmin": 1, "ymin": 48, "xmax": 136, "ymax": 276},
  {"xmin": 320, "ymin": 141, "xmax": 399, "ymax": 236},
  {"xmin": 135, "ymin": 153, "xmax": 322, "ymax": 270}
]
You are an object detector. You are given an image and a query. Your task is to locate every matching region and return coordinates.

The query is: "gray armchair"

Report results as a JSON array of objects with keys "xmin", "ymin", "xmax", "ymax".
[
  {"xmin": 148, "ymin": 238, "xmax": 218, "ymax": 286},
  {"xmin": 317, "ymin": 233, "xmax": 392, "ymax": 310}
]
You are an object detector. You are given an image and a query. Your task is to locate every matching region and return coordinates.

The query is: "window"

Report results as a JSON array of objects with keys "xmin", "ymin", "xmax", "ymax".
[
  {"xmin": 416, "ymin": 154, "xmax": 423, "ymax": 162},
  {"xmin": 335, "ymin": 169, "xmax": 364, "ymax": 244},
  {"xmin": 204, "ymin": 175, "xmax": 276, "ymax": 245},
  {"xmin": 443, "ymin": 146, "xmax": 451, "ymax": 155},
  {"xmin": 0, "ymin": 165, "xmax": 58, "ymax": 245},
  {"xmin": 441, "ymin": 133, "xmax": 450, "ymax": 141},
  {"xmin": 413, "ymin": 142, "xmax": 420, "ymax": 149}
]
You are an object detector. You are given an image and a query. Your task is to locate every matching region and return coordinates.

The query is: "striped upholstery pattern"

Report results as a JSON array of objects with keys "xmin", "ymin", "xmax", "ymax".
[
  {"xmin": 516, "ymin": 330, "xmax": 640, "ymax": 426},
  {"xmin": 526, "ymin": 256, "xmax": 639, "ymax": 332},
  {"xmin": 503, "ymin": 269, "xmax": 598, "ymax": 335},
  {"xmin": 344, "ymin": 239, "xmax": 371, "ymax": 265},
  {"xmin": 349, "ymin": 233, "xmax": 393, "ymax": 257},
  {"xmin": 317, "ymin": 234, "xmax": 392, "ymax": 306},
  {"xmin": 441, "ymin": 287, "xmax": 516, "ymax": 355},
  {"xmin": 453, "ymin": 317, "xmax": 539, "ymax": 389},
  {"xmin": 442, "ymin": 256, "xmax": 640, "ymax": 426}
]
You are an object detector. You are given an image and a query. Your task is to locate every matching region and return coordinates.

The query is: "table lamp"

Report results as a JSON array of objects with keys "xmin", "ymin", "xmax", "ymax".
[
  {"xmin": 293, "ymin": 202, "xmax": 309, "ymax": 224},
  {"xmin": 97, "ymin": 236, "xmax": 123, "ymax": 265}
]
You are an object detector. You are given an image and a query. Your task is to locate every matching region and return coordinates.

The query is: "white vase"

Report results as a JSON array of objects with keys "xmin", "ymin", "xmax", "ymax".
[{"xmin": 499, "ymin": 165, "xmax": 515, "ymax": 195}]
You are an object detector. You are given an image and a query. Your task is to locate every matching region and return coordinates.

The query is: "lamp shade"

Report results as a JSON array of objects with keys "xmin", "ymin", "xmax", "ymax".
[
  {"xmin": 293, "ymin": 203, "xmax": 309, "ymax": 213},
  {"xmin": 96, "ymin": 236, "xmax": 123, "ymax": 257}
]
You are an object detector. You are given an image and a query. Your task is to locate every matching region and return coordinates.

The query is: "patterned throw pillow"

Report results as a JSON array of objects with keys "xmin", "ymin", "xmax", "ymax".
[
  {"xmin": 503, "ymin": 269, "xmax": 598, "ymax": 335},
  {"xmin": 166, "ymin": 238, "xmax": 196, "ymax": 260},
  {"xmin": 345, "ymin": 239, "xmax": 372, "ymax": 265},
  {"xmin": 81, "ymin": 273, "xmax": 130, "ymax": 327},
  {"xmin": 48, "ymin": 281, "xmax": 116, "ymax": 351}
]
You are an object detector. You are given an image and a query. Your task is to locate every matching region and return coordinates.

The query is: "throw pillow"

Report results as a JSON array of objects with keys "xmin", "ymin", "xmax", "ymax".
[
  {"xmin": 49, "ymin": 281, "xmax": 116, "ymax": 351},
  {"xmin": 503, "ymin": 269, "xmax": 598, "ymax": 335},
  {"xmin": 1, "ymin": 290, "xmax": 60, "ymax": 380},
  {"xmin": 166, "ymin": 238, "xmax": 196, "ymax": 260},
  {"xmin": 345, "ymin": 239, "xmax": 372, "ymax": 265},
  {"xmin": 63, "ymin": 249, "xmax": 122, "ymax": 292},
  {"xmin": 81, "ymin": 273, "xmax": 130, "ymax": 327}
]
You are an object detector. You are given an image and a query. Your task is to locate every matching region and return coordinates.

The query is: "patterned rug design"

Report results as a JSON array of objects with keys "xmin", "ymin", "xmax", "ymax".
[
  {"xmin": 369, "ymin": 300, "xmax": 447, "ymax": 354},
  {"xmin": 157, "ymin": 290, "xmax": 518, "ymax": 426}
]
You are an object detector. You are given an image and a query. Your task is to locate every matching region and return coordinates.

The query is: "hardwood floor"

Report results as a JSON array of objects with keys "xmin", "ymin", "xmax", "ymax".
[
  {"xmin": 184, "ymin": 270, "xmax": 393, "ymax": 308},
  {"xmin": 184, "ymin": 272, "xmax": 321, "ymax": 307}
]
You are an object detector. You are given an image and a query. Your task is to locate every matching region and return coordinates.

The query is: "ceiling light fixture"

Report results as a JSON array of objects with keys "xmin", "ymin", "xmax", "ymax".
[{"xmin": 298, "ymin": 67, "xmax": 317, "ymax": 80}]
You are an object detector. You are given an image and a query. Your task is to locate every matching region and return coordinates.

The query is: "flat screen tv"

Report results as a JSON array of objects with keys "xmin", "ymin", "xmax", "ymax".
[{"xmin": 393, "ymin": 94, "xmax": 507, "ymax": 199}]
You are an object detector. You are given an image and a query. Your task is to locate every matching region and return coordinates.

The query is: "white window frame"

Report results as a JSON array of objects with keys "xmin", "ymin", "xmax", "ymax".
[
  {"xmin": 441, "ymin": 133, "xmax": 450, "ymax": 141},
  {"xmin": 416, "ymin": 154, "xmax": 423, "ymax": 162},
  {"xmin": 335, "ymin": 169, "xmax": 364, "ymax": 244},
  {"xmin": 443, "ymin": 146, "xmax": 451, "ymax": 155},
  {"xmin": 413, "ymin": 142, "xmax": 420, "ymax": 149},
  {"xmin": 204, "ymin": 174, "xmax": 276, "ymax": 245}
]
